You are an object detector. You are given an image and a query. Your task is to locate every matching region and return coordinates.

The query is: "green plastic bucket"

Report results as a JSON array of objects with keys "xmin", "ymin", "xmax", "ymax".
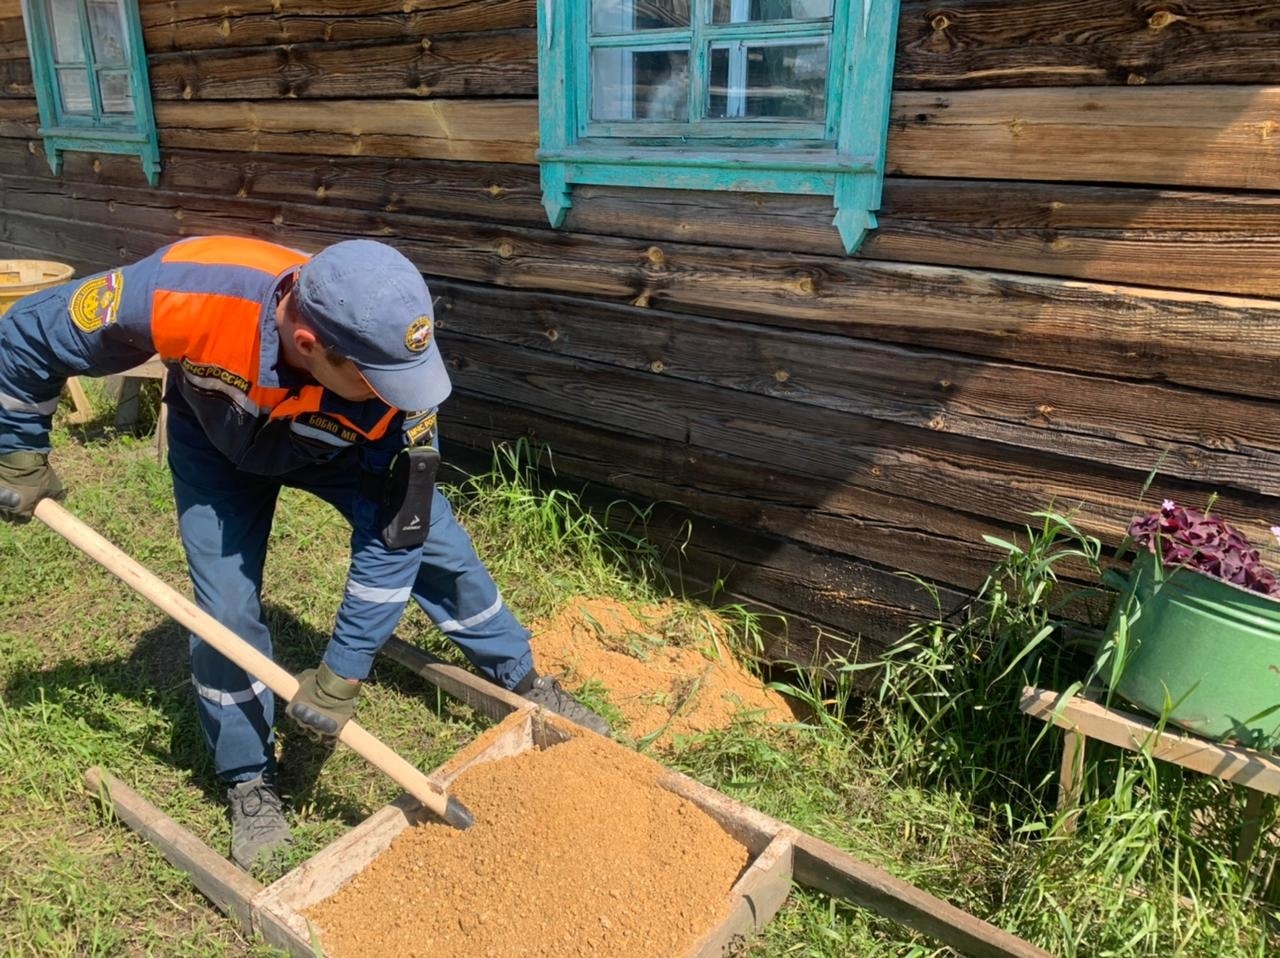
[{"xmin": 1101, "ymin": 551, "xmax": 1280, "ymax": 744}]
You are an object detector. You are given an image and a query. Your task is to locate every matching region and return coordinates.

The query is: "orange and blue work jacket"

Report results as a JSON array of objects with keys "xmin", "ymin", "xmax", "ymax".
[{"xmin": 0, "ymin": 236, "xmax": 439, "ymax": 672}]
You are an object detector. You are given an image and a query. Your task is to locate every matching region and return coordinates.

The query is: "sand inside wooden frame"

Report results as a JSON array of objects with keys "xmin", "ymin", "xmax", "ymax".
[{"xmin": 304, "ymin": 732, "xmax": 752, "ymax": 958}]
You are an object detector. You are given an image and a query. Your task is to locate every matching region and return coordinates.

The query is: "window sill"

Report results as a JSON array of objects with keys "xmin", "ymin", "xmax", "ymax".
[
  {"xmin": 537, "ymin": 144, "xmax": 883, "ymax": 253},
  {"xmin": 39, "ymin": 126, "xmax": 160, "ymax": 184}
]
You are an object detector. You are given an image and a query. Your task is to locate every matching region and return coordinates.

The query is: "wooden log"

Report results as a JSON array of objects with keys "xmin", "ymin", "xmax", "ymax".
[
  {"xmin": 889, "ymin": 86, "xmax": 1280, "ymax": 190},
  {"xmin": 380, "ymin": 636, "xmax": 527, "ymax": 723},
  {"xmin": 0, "ymin": 53, "xmax": 29, "ymax": 97},
  {"xmin": 139, "ymin": 0, "xmax": 534, "ymax": 51},
  {"xmin": 8, "ymin": 178, "xmax": 1277, "ymax": 404},
  {"xmin": 435, "ymin": 337, "xmax": 1280, "ymax": 560},
  {"xmin": 82, "ymin": 766, "xmax": 263, "ymax": 934},
  {"xmin": 0, "ymin": 147, "xmax": 549, "ymax": 228},
  {"xmin": 897, "ymin": 0, "xmax": 1280, "ymax": 88},
  {"xmin": 791, "ymin": 832, "xmax": 1054, "ymax": 958},
  {"xmin": 445, "ymin": 394, "xmax": 1007, "ymax": 590},
  {"xmin": 0, "ymin": 97, "xmax": 35, "ymax": 136},
  {"xmin": 153, "ymin": 99, "xmax": 539, "ymax": 164},
  {"xmin": 31, "ymin": 140, "xmax": 1280, "ymax": 299},
  {"xmin": 433, "ymin": 280, "xmax": 1280, "ymax": 493},
  {"xmin": 11, "ymin": 140, "xmax": 1275, "ymax": 298},
  {"xmin": 146, "ymin": 31, "xmax": 536, "ymax": 100},
  {"xmin": 867, "ymin": 178, "xmax": 1280, "ymax": 298},
  {"xmin": 564, "ymin": 179, "xmax": 1280, "ymax": 298}
]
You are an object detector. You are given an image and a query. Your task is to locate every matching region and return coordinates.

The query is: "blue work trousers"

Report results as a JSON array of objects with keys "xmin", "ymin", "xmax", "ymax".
[{"xmin": 166, "ymin": 411, "xmax": 533, "ymax": 783}]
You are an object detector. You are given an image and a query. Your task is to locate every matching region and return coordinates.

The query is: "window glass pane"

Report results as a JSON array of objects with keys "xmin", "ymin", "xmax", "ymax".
[
  {"xmin": 46, "ymin": 0, "xmax": 85, "ymax": 64},
  {"xmin": 707, "ymin": 39, "xmax": 828, "ymax": 120},
  {"xmin": 57, "ymin": 67, "xmax": 92, "ymax": 112},
  {"xmin": 592, "ymin": 48, "xmax": 689, "ymax": 121},
  {"xmin": 592, "ymin": 0, "xmax": 691, "ymax": 32},
  {"xmin": 87, "ymin": 0, "xmax": 129, "ymax": 65},
  {"xmin": 99, "ymin": 70, "xmax": 134, "ymax": 113},
  {"xmin": 711, "ymin": 0, "xmax": 833, "ymax": 23}
]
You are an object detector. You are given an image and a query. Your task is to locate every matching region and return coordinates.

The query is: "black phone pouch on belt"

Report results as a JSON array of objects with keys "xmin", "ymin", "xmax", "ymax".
[{"xmin": 377, "ymin": 445, "xmax": 440, "ymax": 550}]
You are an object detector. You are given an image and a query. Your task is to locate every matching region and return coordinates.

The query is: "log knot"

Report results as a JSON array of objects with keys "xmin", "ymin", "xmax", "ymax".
[{"xmin": 1146, "ymin": 10, "xmax": 1186, "ymax": 30}]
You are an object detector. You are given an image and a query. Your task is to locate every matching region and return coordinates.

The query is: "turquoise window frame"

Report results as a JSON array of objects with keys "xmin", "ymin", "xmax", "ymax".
[
  {"xmin": 537, "ymin": 0, "xmax": 900, "ymax": 254},
  {"xmin": 20, "ymin": 0, "xmax": 160, "ymax": 185}
]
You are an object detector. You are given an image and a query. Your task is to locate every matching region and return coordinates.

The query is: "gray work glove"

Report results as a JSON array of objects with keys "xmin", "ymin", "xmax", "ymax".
[
  {"xmin": 0, "ymin": 451, "xmax": 64, "ymax": 521},
  {"xmin": 286, "ymin": 662, "xmax": 361, "ymax": 741}
]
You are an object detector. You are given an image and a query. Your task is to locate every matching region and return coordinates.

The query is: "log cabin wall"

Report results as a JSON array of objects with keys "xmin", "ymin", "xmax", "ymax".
[{"xmin": 1, "ymin": 1, "xmax": 1279, "ymax": 658}]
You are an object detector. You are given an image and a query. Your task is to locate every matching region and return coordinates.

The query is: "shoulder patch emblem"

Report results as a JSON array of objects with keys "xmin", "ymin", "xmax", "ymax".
[
  {"xmin": 405, "ymin": 412, "xmax": 437, "ymax": 446},
  {"xmin": 68, "ymin": 271, "xmax": 124, "ymax": 334},
  {"xmin": 405, "ymin": 315, "xmax": 433, "ymax": 353}
]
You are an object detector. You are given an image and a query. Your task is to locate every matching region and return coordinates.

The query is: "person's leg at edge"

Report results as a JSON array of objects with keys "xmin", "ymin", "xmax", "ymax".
[
  {"xmin": 167, "ymin": 410, "xmax": 291, "ymax": 868},
  {"xmin": 410, "ymin": 489, "xmax": 611, "ymax": 736}
]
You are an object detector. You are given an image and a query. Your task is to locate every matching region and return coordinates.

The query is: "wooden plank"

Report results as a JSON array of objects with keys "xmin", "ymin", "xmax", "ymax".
[
  {"xmin": 153, "ymin": 99, "xmax": 539, "ymax": 163},
  {"xmin": 888, "ymin": 86, "xmax": 1280, "ymax": 190},
  {"xmin": 689, "ymin": 833, "xmax": 795, "ymax": 958},
  {"xmin": 1237, "ymin": 791, "xmax": 1268, "ymax": 861},
  {"xmin": 1057, "ymin": 730, "xmax": 1085, "ymax": 833},
  {"xmin": 82, "ymin": 766, "xmax": 263, "ymax": 935},
  {"xmin": 254, "ymin": 795, "xmax": 420, "ymax": 951},
  {"xmin": 64, "ymin": 377, "xmax": 94, "ymax": 424},
  {"xmin": 146, "ymin": 31, "xmax": 536, "ymax": 100},
  {"xmin": 792, "ymin": 832, "xmax": 1053, "ymax": 958},
  {"xmin": 1020, "ymin": 687, "xmax": 1280, "ymax": 795},
  {"xmin": 0, "ymin": 53, "xmax": 29, "ymax": 97},
  {"xmin": 896, "ymin": 0, "xmax": 1280, "ymax": 88},
  {"xmin": 424, "ymin": 706, "xmax": 537, "ymax": 790},
  {"xmin": 565, "ymin": 179, "xmax": 1280, "ymax": 298},
  {"xmin": 660, "ymin": 772, "xmax": 784, "ymax": 857},
  {"xmin": 380, "ymin": 635, "xmax": 528, "ymax": 723},
  {"xmin": 139, "ymin": 0, "xmax": 534, "ymax": 51}
]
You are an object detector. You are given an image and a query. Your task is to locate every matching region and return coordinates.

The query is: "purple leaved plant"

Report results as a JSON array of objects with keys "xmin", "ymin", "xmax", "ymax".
[{"xmin": 1128, "ymin": 500, "xmax": 1280, "ymax": 597}]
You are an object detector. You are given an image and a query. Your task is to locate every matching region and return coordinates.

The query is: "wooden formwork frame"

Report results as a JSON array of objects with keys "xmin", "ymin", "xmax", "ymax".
[{"xmin": 83, "ymin": 639, "xmax": 1051, "ymax": 958}]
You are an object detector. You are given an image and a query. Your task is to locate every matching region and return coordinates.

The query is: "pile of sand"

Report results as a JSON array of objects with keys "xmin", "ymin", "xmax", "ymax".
[
  {"xmin": 529, "ymin": 597, "xmax": 794, "ymax": 746},
  {"xmin": 307, "ymin": 734, "xmax": 750, "ymax": 957}
]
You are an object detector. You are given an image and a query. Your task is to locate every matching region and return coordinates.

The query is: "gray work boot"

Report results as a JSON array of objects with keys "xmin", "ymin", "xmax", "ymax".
[
  {"xmin": 227, "ymin": 775, "xmax": 292, "ymax": 870},
  {"xmin": 517, "ymin": 673, "xmax": 612, "ymax": 737}
]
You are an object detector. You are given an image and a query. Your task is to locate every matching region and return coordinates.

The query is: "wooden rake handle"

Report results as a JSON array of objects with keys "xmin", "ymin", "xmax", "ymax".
[{"xmin": 34, "ymin": 498, "xmax": 473, "ymax": 829}]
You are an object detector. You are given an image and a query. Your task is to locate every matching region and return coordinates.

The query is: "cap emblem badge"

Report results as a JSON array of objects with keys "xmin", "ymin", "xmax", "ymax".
[{"xmin": 405, "ymin": 315, "xmax": 433, "ymax": 353}]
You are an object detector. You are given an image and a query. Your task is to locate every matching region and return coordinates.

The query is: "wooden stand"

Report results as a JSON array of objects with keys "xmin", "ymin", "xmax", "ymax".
[
  {"xmin": 65, "ymin": 357, "xmax": 169, "ymax": 458},
  {"xmin": 1020, "ymin": 686, "xmax": 1280, "ymax": 860},
  {"xmin": 80, "ymin": 645, "xmax": 1053, "ymax": 958}
]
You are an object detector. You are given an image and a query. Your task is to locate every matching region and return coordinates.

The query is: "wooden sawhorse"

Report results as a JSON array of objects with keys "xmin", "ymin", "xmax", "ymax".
[
  {"xmin": 66, "ymin": 356, "xmax": 168, "ymax": 458},
  {"xmin": 1020, "ymin": 686, "xmax": 1280, "ymax": 863}
]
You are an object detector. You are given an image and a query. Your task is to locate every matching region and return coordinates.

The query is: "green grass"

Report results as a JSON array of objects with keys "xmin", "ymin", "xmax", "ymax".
[{"xmin": 1, "ymin": 403, "xmax": 1278, "ymax": 956}]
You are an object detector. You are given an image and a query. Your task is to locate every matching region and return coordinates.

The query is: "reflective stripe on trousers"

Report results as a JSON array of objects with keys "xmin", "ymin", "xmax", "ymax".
[{"xmin": 167, "ymin": 410, "xmax": 532, "ymax": 783}]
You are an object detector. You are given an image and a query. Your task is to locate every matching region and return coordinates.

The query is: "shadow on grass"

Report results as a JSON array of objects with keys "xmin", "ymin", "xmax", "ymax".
[{"xmin": 0, "ymin": 603, "xmax": 489, "ymax": 830}]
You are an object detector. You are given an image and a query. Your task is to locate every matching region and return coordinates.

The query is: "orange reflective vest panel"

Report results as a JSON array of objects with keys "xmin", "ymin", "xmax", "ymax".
[{"xmin": 148, "ymin": 236, "xmax": 402, "ymax": 475}]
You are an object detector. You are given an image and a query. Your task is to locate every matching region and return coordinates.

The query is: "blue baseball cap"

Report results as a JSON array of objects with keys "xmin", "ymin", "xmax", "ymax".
[{"xmin": 295, "ymin": 240, "xmax": 452, "ymax": 411}]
